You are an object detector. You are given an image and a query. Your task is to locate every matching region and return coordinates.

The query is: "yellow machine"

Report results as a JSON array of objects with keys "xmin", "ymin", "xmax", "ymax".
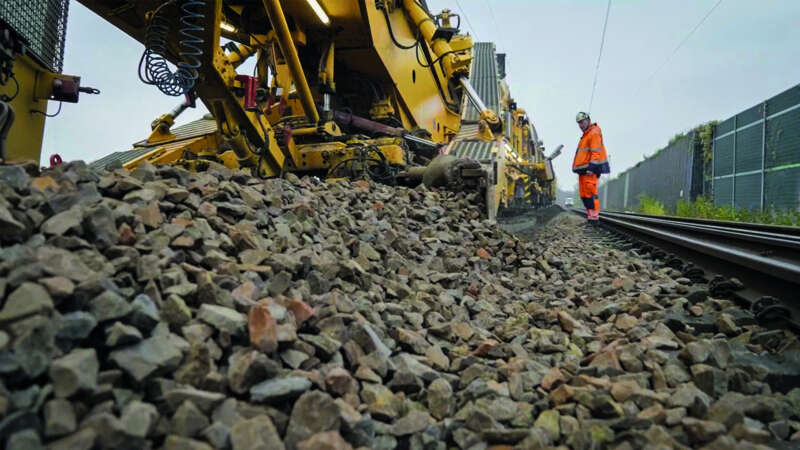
[
  {"xmin": 0, "ymin": 2, "xmax": 100, "ymax": 164},
  {"xmin": 1, "ymin": 0, "xmax": 557, "ymax": 218}
]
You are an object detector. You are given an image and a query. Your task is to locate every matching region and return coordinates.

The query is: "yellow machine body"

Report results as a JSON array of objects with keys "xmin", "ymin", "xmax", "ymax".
[
  {"xmin": 0, "ymin": 55, "xmax": 49, "ymax": 162},
  {"xmin": 4, "ymin": 0, "xmax": 557, "ymax": 218}
]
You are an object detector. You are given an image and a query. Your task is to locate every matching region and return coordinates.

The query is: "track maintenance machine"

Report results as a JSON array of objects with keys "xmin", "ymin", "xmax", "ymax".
[{"xmin": 0, "ymin": 0, "xmax": 558, "ymax": 219}]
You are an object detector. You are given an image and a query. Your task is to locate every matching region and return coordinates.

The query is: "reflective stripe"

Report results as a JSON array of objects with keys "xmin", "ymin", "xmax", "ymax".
[
  {"xmin": 590, "ymin": 159, "xmax": 608, "ymax": 164},
  {"xmin": 573, "ymin": 164, "xmax": 588, "ymax": 169},
  {"xmin": 589, "ymin": 147, "xmax": 603, "ymax": 152},
  {"xmin": 577, "ymin": 147, "xmax": 590, "ymax": 151}
]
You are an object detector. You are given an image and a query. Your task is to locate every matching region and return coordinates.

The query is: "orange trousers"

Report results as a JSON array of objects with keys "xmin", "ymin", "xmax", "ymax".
[{"xmin": 578, "ymin": 173, "xmax": 599, "ymax": 220}]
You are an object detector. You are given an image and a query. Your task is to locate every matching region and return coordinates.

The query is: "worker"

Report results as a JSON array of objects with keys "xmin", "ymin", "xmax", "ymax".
[{"xmin": 572, "ymin": 112, "xmax": 610, "ymax": 223}]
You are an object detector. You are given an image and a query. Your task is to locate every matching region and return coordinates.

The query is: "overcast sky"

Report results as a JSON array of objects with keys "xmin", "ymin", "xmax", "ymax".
[{"xmin": 44, "ymin": 1, "xmax": 800, "ymax": 191}]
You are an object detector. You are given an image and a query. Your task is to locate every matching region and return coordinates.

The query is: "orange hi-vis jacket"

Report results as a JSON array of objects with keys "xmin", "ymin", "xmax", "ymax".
[{"xmin": 572, "ymin": 123, "xmax": 610, "ymax": 175}]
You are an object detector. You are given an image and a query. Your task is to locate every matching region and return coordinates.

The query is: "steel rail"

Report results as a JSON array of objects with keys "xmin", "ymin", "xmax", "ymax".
[
  {"xmin": 605, "ymin": 210, "xmax": 800, "ymax": 236},
  {"xmin": 600, "ymin": 211, "xmax": 800, "ymax": 251},
  {"xmin": 597, "ymin": 213, "xmax": 800, "ymax": 284},
  {"xmin": 569, "ymin": 208, "xmax": 800, "ymax": 329}
]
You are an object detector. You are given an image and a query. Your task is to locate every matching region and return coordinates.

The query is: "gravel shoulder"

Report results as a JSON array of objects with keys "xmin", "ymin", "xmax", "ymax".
[{"xmin": 0, "ymin": 161, "xmax": 799, "ymax": 450}]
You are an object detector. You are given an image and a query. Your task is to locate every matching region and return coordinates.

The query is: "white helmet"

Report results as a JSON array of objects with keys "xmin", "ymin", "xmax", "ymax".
[{"xmin": 576, "ymin": 112, "xmax": 590, "ymax": 123}]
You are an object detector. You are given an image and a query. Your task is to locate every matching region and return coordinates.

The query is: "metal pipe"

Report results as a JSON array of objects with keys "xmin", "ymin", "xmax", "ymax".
[
  {"xmin": 333, "ymin": 110, "xmax": 406, "ymax": 136},
  {"xmin": 262, "ymin": 0, "xmax": 320, "ymax": 123},
  {"xmin": 401, "ymin": 0, "xmax": 463, "ymax": 79},
  {"xmin": 459, "ymin": 77, "xmax": 488, "ymax": 113}
]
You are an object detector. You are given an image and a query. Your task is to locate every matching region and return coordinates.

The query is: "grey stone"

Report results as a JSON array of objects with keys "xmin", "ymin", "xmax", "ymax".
[
  {"xmin": 350, "ymin": 322, "xmax": 391, "ymax": 357},
  {"xmin": 197, "ymin": 304, "xmax": 246, "ymax": 337},
  {"xmin": 682, "ymin": 417, "xmax": 726, "ymax": 444},
  {"xmin": 164, "ymin": 387, "xmax": 226, "ymax": 413},
  {"xmin": 229, "ymin": 415, "xmax": 285, "ymax": 450},
  {"xmin": 45, "ymin": 428, "xmax": 97, "ymax": 450},
  {"xmin": 250, "ymin": 376, "xmax": 312, "ymax": 403},
  {"xmin": 7, "ymin": 429, "xmax": 44, "ymax": 450},
  {"xmin": 228, "ymin": 349, "xmax": 280, "ymax": 395},
  {"xmin": 89, "ymin": 290, "xmax": 132, "ymax": 322},
  {"xmin": 80, "ymin": 412, "xmax": 127, "ymax": 448},
  {"xmin": 285, "ymin": 391, "xmax": 341, "ymax": 448},
  {"xmin": 44, "ymin": 399, "xmax": 76, "ymax": 437},
  {"xmin": 41, "ymin": 207, "xmax": 83, "ymax": 236},
  {"xmin": 109, "ymin": 334, "xmax": 183, "ymax": 382},
  {"xmin": 202, "ymin": 422, "xmax": 231, "ymax": 449},
  {"xmin": 50, "ymin": 348, "xmax": 99, "ymax": 398},
  {"xmin": 0, "ymin": 205, "xmax": 26, "ymax": 239},
  {"xmin": 162, "ymin": 435, "xmax": 214, "ymax": 450},
  {"xmin": 0, "ymin": 165, "xmax": 30, "ymax": 191},
  {"xmin": 360, "ymin": 383, "xmax": 402, "ymax": 421},
  {"xmin": 121, "ymin": 400, "xmax": 159, "ymax": 438},
  {"xmin": 129, "ymin": 294, "xmax": 161, "ymax": 331},
  {"xmin": 0, "ymin": 282, "xmax": 53, "ymax": 324},
  {"xmin": 36, "ymin": 247, "xmax": 93, "ymax": 282},
  {"xmin": 173, "ymin": 400, "xmax": 210, "ymax": 438},
  {"xmin": 57, "ymin": 312, "xmax": 98, "ymax": 340},
  {"xmin": 391, "ymin": 411, "xmax": 431, "ymax": 436},
  {"xmin": 105, "ymin": 321, "xmax": 143, "ymax": 347}
]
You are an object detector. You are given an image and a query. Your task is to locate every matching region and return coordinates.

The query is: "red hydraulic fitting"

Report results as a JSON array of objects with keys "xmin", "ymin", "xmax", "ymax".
[
  {"xmin": 49, "ymin": 154, "xmax": 63, "ymax": 167},
  {"xmin": 235, "ymin": 75, "xmax": 258, "ymax": 111}
]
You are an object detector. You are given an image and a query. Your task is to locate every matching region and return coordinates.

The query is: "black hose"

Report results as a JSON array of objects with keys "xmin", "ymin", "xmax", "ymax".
[
  {"xmin": 139, "ymin": 0, "xmax": 205, "ymax": 96},
  {"xmin": 0, "ymin": 100, "xmax": 15, "ymax": 160},
  {"xmin": 381, "ymin": 7, "xmax": 420, "ymax": 50}
]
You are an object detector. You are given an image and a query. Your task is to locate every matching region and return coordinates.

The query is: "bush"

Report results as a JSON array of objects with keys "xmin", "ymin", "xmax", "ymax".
[
  {"xmin": 637, "ymin": 194, "xmax": 666, "ymax": 215},
  {"xmin": 674, "ymin": 196, "xmax": 800, "ymax": 226}
]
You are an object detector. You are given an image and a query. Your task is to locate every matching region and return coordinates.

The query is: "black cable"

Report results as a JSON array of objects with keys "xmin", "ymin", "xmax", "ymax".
[
  {"xmin": 381, "ymin": 7, "xmax": 419, "ymax": 50},
  {"xmin": 415, "ymin": 45, "xmax": 457, "ymax": 69},
  {"xmin": 31, "ymin": 102, "xmax": 63, "ymax": 118},
  {"xmin": 636, "ymin": 0, "xmax": 724, "ymax": 95},
  {"xmin": 0, "ymin": 75, "xmax": 19, "ymax": 102},
  {"xmin": 588, "ymin": 0, "xmax": 612, "ymax": 113},
  {"xmin": 417, "ymin": 38, "xmax": 460, "ymax": 112}
]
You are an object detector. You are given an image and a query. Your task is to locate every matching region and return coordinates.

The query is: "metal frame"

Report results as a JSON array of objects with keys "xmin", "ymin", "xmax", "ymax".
[{"xmin": 0, "ymin": 0, "xmax": 70, "ymax": 72}]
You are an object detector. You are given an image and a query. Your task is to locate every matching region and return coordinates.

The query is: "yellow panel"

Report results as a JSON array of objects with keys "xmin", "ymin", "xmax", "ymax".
[
  {"xmin": 1, "ymin": 56, "xmax": 49, "ymax": 163},
  {"xmin": 361, "ymin": 2, "xmax": 462, "ymax": 143}
]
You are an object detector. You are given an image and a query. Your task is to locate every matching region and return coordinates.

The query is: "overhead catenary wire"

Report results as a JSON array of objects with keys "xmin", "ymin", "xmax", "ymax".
[
  {"xmin": 483, "ymin": 0, "xmax": 503, "ymax": 48},
  {"xmin": 454, "ymin": 0, "xmax": 478, "ymax": 40},
  {"xmin": 588, "ymin": 0, "xmax": 612, "ymax": 114},
  {"xmin": 636, "ymin": 0, "xmax": 724, "ymax": 94}
]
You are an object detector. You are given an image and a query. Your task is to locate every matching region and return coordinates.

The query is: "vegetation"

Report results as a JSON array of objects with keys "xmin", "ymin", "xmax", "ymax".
[
  {"xmin": 695, "ymin": 121, "xmax": 717, "ymax": 181},
  {"xmin": 637, "ymin": 194, "xmax": 666, "ymax": 215},
  {"xmin": 670, "ymin": 196, "xmax": 800, "ymax": 226}
]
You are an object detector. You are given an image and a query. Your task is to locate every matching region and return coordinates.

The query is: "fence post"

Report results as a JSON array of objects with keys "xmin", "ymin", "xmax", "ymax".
[
  {"xmin": 760, "ymin": 101, "xmax": 767, "ymax": 211},
  {"xmin": 623, "ymin": 172, "xmax": 629, "ymax": 209},
  {"xmin": 731, "ymin": 115, "xmax": 737, "ymax": 208},
  {"xmin": 711, "ymin": 128, "xmax": 715, "ymax": 202}
]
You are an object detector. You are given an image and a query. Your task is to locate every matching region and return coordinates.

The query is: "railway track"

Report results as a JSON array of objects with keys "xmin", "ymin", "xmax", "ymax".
[{"xmin": 569, "ymin": 208, "xmax": 800, "ymax": 331}]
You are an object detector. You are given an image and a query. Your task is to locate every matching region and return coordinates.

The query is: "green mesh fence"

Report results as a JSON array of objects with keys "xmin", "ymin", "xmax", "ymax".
[
  {"xmin": 711, "ymin": 84, "xmax": 800, "ymax": 211},
  {"xmin": 713, "ymin": 134, "xmax": 734, "ymax": 176},
  {"xmin": 734, "ymin": 125, "xmax": 762, "ymax": 173},
  {"xmin": 0, "ymin": 0, "xmax": 69, "ymax": 72},
  {"xmin": 765, "ymin": 108, "xmax": 800, "ymax": 169},
  {"xmin": 734, "ymin": 173, "xmax": 762, "ymax": 211},
  {"xmin": 764, "ymin": 166, "xmax": 800, "ymax": 211},
  {"xmin": 714, "ymin": 177, "xmax": 733, "ymax": 207}
]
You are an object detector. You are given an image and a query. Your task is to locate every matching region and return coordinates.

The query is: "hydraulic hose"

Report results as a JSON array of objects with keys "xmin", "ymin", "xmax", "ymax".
[
  {"xmin": 139, "ymin": 0, "xmax": 206, "ymax": 96},
  {"xmin": 0, "ymin": 100, "xmax": 15, "ymax": 160}
]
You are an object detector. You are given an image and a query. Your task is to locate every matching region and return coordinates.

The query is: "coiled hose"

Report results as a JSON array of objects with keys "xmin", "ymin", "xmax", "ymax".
[{"xmin": 139, "ymin": 0, "xmax": 205, "ymax": 96}]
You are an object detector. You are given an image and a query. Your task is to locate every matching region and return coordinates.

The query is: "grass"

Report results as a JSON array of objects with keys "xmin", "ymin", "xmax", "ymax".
[
  {"xmin": 669, "ymin": 196, "xmax": 800, "ymax": 226},
  {"xmin": 637, "ymin": 194, "xmax": 666, "ymax": 215}
]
